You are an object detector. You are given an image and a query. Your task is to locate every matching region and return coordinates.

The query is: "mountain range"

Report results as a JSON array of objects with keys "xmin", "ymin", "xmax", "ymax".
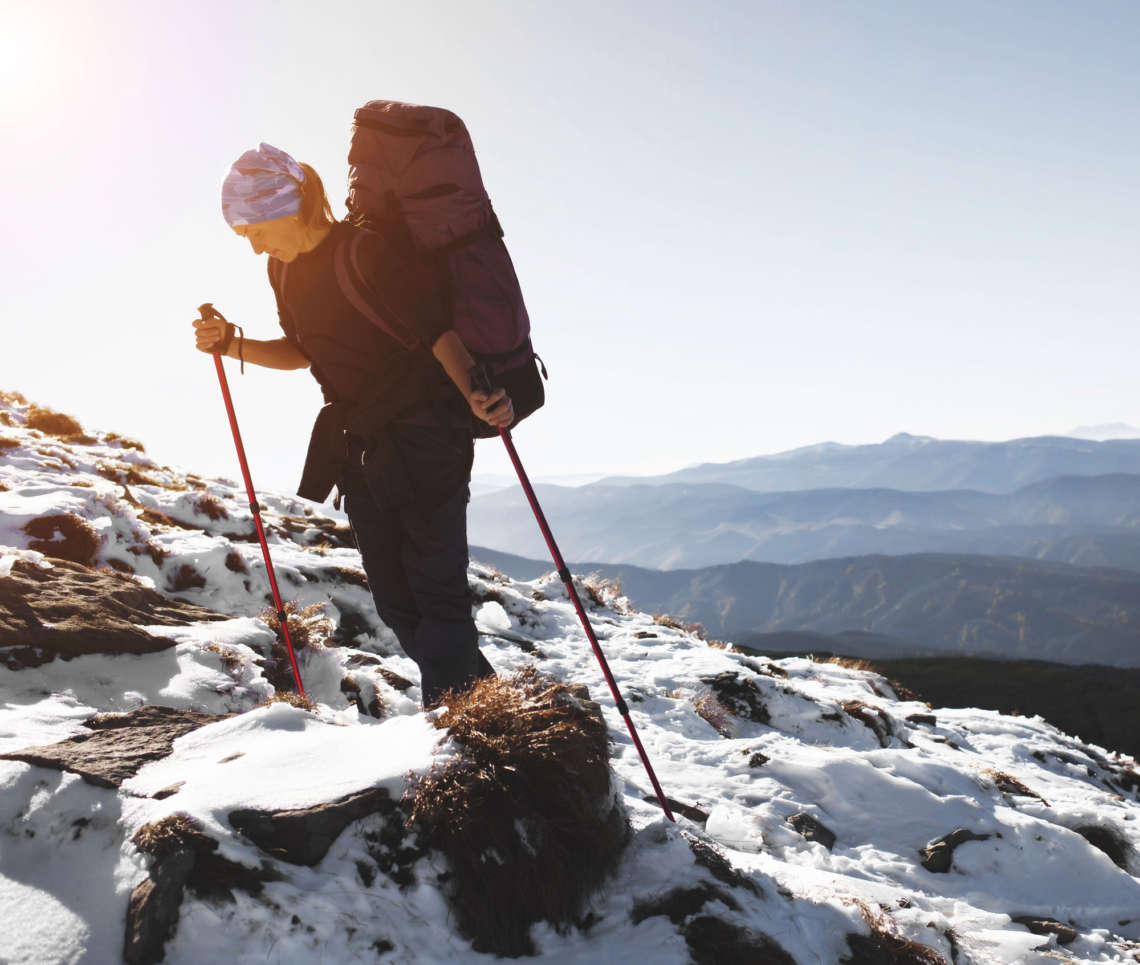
[
  {"xmin": 596, "ymin": 432, "xmax": 1140, "ymax": 493},
  {"xmin": 471, "ymin": 547, "xmax": 1140, "ymax": 668},
  {"xmin": 470, "ymin": 471, "xmax": 1140, "ymax": 570}
]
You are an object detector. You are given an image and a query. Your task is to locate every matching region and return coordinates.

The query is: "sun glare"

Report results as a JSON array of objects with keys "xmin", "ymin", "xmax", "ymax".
[{"xmin": 0, "ymin": 6, "xmax": 66, "ymax": 119}]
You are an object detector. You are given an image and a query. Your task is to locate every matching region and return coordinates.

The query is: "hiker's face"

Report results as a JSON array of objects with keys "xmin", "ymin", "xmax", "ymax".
[{"xmin": 232, "ymin": 216, "xmax": 308, "ymax": 263}]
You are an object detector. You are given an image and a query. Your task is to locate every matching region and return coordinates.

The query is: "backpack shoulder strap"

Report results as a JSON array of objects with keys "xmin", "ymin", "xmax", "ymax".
[{"xmin": 334, "ymin": 230, "xmax": 420, "ymax": 350}]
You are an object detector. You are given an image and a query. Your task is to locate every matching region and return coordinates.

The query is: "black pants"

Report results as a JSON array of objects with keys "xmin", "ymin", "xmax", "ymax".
[{"xmin": 340, "ymin": 424, "xmax": 494, "ymax": 707}]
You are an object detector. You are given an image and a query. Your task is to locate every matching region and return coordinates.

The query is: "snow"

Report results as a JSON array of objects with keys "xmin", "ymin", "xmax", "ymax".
[{"xmin": 1, "ymin": 398, "xmax": 1139, "ymax": 963}]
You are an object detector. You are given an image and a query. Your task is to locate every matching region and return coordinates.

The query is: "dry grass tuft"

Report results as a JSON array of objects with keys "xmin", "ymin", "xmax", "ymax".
[
  {"xmin": 693, "ymin": 691, "xmax": 737, "ymax": 738},
  {"xmin": 167, "ymin": 563, "xmax": 207, "ymax": 593},
  {"xmin": 193, "ymin": 494, "xmax": 230, "ymax": 521},
  {"xmin": 259, "ymin": 691, "xmax": 318, "ymax": 712},
  {"xmin": 132, "ymin": 814, "xmax": 202, "ymax": 859},
  {"xmin": 104, "ymin": 432, "xmax": 146, "ymax": 452},
  {"xmin": 828, "ymin": 656, "xmax": 876, "ymax": 672},
  {"xmin": 96, "ymin": 461, "xmax": 167, "ymax": 489},
  {"xmin": 0, "ymin": 436, "xmax": 20, "ymax": 453},
  {"xmin": 224, "ymin": 551, "xmax": 248, "ymax": 574},
  {"xmin": 843, "ymin": 898, "xmax": 948, "ymax": 964},
  {"xmin": 407, "ymin": 669, "xmax": 627, "ymax": 957},
  {"xmin": 23, "ymin": 513, "xmax": 101, "ymax": 566},
  {"xmin": 260, "ymin": 601, "xmax": 332, "ymax": 692},
  {"xmin": 582, "ymin": 576, "xmax": 630, "ymax": 613},
  {"xmin": 653, "ymin": 613, "xmax": 684, "ymax": 630},
  {"xmin": 206, "ymin": 643, "xmax": 246, "ymax": 673},
  {"xmin": 127, "ymin": 539, "xmax": 171, "ymax": 567},
  {"xmin": 0, "ymin": 390, "xmax": 29, "ymax": 407},
  {"xmin": 981, "ymin": 768, "xmax": 1048, "ymax": 804},
  {"xmin": 24, "ymin": 404, "xmax": 95, "ymax": 443}
]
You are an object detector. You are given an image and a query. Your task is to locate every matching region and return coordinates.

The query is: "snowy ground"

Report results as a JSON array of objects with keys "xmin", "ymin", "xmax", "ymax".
[{"xmin": 2, "ymin": 393, "xmax": 1139, "ymax": 964}]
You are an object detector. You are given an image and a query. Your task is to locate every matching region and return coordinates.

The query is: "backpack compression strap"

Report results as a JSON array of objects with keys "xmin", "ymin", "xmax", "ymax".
[{"xmin": 334, "ymin": 232, "xmax": 420, "ymax": 350}]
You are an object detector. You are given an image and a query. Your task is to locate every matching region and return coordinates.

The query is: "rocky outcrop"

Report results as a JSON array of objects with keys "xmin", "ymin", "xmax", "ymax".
[
  {"xmin": 919, "ymin": 828, "xmax": 993, "ymax": 873},
  {"xmin": 229, "ymin": 786, "xmax": 396, "ymax": 867},
  {"xmin": 787, "ymin": 811, "xmax": 837, "ymax": 851},
  {"xmin": 125, "ymin": 815, "xmax": 278, "ymax": 965},
  {"xmin": 0, "ymin": 556, "xmax": 225, "ymax": 669},
  {"xmin": 699, "ymin": 672, "xmax": 770, "ymax": 724},
  {"xmin": 0, "ymin": 705, "xmax": 225, "ymax": 788}
]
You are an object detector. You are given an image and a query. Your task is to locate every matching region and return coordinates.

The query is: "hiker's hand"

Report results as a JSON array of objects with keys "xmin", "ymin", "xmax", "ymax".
[
  {"xmin": 193, "ymin": 316, "xmax": 232, "ymax": 355},
  {"xmin": 469, "ymin": 388, "xmax": 513, "ymax": 428}
]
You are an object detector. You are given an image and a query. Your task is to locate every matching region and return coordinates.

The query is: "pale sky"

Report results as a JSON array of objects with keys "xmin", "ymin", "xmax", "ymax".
[{"xmin": 3, "ymin": 0, "xmax": 1139, "ymax": 495}]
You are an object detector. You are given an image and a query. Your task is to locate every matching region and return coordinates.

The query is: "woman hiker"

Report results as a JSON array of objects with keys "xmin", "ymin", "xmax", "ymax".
[{"xmin": 193, "ymin": 142, "xmax": 508, "ymax": 707}]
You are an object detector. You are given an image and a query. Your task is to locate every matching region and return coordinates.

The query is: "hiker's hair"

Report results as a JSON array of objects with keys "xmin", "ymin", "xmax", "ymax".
[{"xmin": 298, "ymin": 162, "xmax": 335, "ymax": 226}]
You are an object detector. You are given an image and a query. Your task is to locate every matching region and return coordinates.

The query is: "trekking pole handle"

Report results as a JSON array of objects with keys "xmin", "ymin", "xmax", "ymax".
[
  {"xmin": 198, "ymin": 302, "xmax": 227, "ymax": 333},
  {"xmin": 469, "ymin": 362, "xmax": 494, "ymax": 396}
]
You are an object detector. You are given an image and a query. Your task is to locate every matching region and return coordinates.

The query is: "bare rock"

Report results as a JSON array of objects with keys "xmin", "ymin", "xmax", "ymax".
[
  {"xmin": 0, "ymin": 705, "xmax": 225, "ymax": 788},
  {"xmin": 630, "ymin": 883, "xmax": 740, "ymax": 925},
  {"xmin": 843, "ymin": 700, "xmax": 894, "ymax": 748},
  {"xmin": 123, "ymin": 847, "xmax": 195, "ymax": 965},
  {"xmin": 0, "ymin": 556, "xmax": 225, "ymax": 669},
  {"xmin": 229, "ymin": 786, "xmax": 395, "ymax": 866},
  {"xmin": 125, "ymin": 815, "xmax": 278, "ymax": 965},
  {"xmin": 843, "ymin": 929, "xmax": 947, "ymax": 963},
  {"xmin": 684, "ymin": 916, "xmax": 797, "ymax": 965},
  {"xmin": 1012, "ymin": 915, "xmax": 1077, "ymax": 946},
  {"xmin": 698, "ymin": 672, "xmax": 770, "ymax": 724},
  {"xmin": 787, "ymin": 811, "xmax": 837, "ymax": 850},
  {"xmin": 920, "ymin": 828, "xmax": 992, "ymax": 873},
  {"xmin": 1074, "ymin": 824, "xmax": 1132, "ymax": 871}
]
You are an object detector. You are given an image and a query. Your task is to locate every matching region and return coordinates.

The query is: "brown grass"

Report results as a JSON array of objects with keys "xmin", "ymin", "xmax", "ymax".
[
  {"xmin": 168, "ymin": 563, "xmax": 207, "ymax": 593},
  {"xmin": 206, "ymin": 643, "xmax": 245, "ymax": 673},
  {"xmin": 127, "ymin": 539, "xmax": 171, "ymax": 567},
  {"xmin": 95, "ymin": 461, "xmax": 168, "ymax": 489},
  {"xmin": 259, "ymin": 691, "xmax": 318, "ymax": 712},
  {"xmin": 0, "ymin": 390, "xmax": 28, "ymax": 407},
  {"xmin": 653, "ymin": 613, "xmax": 684, "ymax": 630},
  {"xmin": 224, "ymin": 551, "xmax": 248, "ymax": 573},
  {"xmin": 260, "ymin": 601, "xmax": 332, "ymax": 692},
  {"xmin": 193, "ymin": 494, "xmax": 229, "ymax": 521},
  {"xmin": 23, "ymin": 513, "xmax": 101, "ymax": 566},
  {"xmin": 104, "ymin": 432, "xmax": 146, "ymax": 452},
  {"xmin": 981, "ymin": 768, "xmax": 1048, "ymax": 804},
  {"xmin": 843, "ymin": 898, "xmax": 948, "ymax": 964},
  {"xmin": 24, "ymin": 404, "xmax": 95, "ymax": 443},
  {"xmin": 407, "ymin": 669, "xmax": 627, "ymax": 957},
  {"xmin": 582, "ymin": 576, "xmax": 628, "ymax": 612},
  {"xmin": 0, "ymin": 436, "xmax": 20, "ymax": 453},
  {"xmin": 828, "ymin": 656, "xmax": 876, "ymax": 672},
  {"xmin": 132, "ymin": 814, "xmax": 201, "ymax": 858}
]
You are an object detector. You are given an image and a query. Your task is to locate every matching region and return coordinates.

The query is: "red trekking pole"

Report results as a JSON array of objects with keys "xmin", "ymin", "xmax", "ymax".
[
  {"xmin": 198, "ymin": 303, "xmax": 306, "ymax": 698},
  {"xmin": 474, "ymin": 373, "xmax": 674, "ymax": 822}
]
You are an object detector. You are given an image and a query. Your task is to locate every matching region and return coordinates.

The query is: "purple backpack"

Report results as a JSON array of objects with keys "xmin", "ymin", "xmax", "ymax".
[{"xmin": 344, "ymin": 99, "xmax": 545, "ymax": 436}]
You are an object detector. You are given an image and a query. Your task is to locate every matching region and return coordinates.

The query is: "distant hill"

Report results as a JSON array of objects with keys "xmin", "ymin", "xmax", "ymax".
[
  {"xmin": 737, "ymin": 646, "xmax": 1140, "ymax": 761},
  {"xmin": 470, "ymin": 548, "xmax": 1140, "ymax": 669},
  {"xmin": 599, "ymin": 433, "xmax": 1140, "ymax": 493},
  {"xmin": 470, "ymin": 473, "xmax": 1140, "ymax": 570}
]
